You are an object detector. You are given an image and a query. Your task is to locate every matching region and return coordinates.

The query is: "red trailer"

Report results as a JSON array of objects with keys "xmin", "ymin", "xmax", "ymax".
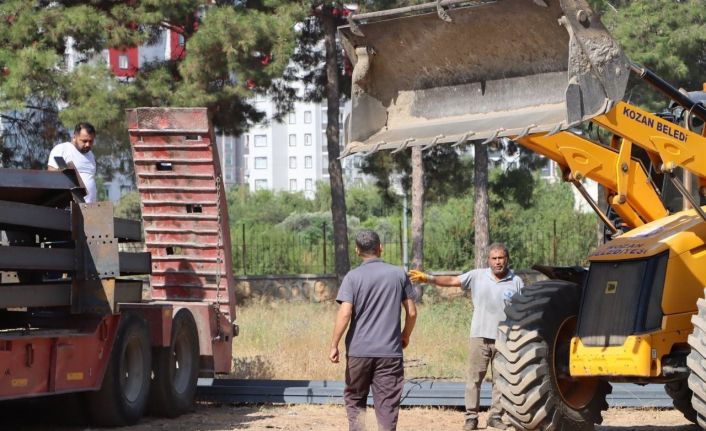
[{"xmin": 0, "ymin": 108, "xmax": 236, "ymax": 426}]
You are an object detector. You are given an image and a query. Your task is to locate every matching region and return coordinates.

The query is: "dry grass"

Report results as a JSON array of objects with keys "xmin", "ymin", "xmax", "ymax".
[{"xmin": 230, "ymin": 298, "xmax": 472, "ymax": 381}]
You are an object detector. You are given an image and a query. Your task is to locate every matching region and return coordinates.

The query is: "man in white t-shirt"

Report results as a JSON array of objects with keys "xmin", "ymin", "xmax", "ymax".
[
  {"xmin": 47, "ymin": 122, "xmax": 97, "ymax": 203},
  {"xmin": 408, "ymin": 243, "xmax": 523, "ymax": 430}
]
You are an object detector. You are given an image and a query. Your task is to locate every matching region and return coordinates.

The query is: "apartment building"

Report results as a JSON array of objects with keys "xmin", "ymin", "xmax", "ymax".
[{"xmin": 217, "ymin": 96, "xmax": 367, "ymax": 198}]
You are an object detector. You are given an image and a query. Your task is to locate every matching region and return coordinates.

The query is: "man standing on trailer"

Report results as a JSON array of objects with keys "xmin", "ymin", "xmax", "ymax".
[
  {"xmin": 409, "ymin": 243, "xmax": 523, "ymax": 430},
  {"xmin": 47, "ymin": 122, "xmax": 98, "ymax": 203},
  {"xmin": 329, "ymin": 229, "xmax": 418, "ymax": 431}
]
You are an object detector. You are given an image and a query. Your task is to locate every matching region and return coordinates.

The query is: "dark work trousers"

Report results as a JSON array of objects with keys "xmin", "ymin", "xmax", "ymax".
[
  {"xmin": 344, "ymin": 356, "xmax": 405, "ymax": 431},
  {"xmin": 466, "ymin": 337, "xmax": 503, "ymax": 420}
]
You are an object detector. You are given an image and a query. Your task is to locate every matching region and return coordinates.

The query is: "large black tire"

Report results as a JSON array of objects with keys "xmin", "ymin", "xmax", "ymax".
[
  {"xmin": 665, "ymin": 379, "xmax": 697, "ymax": 424},
  {"xmin": 85, "ymin": 313, "xmax": 152, "ymax": 427},
  {"xmin": 687, "ymin": 295, "xmax": 706, "ymax": 429},
  {"xmin": 495, "ymin": 280, "xmax": 611, "ymax": 431},
  {"xmin": 148, "ymin": 309, "xmax": 200, "ymax": 418}
]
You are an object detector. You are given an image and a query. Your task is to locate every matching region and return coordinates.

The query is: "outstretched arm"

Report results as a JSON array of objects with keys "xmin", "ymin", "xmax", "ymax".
[
  {"xmin": 408, "ymin": 270, "xmax": 462, "ymax": 287},
  {"xmin": 329, "ymin": 302, "xmax": 353, "ymax": 363}
]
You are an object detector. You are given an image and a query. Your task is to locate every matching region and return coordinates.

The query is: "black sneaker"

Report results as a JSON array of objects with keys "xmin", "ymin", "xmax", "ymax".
[
  {"xmin": 487, "ymin": 416, "xmax": 509, "ymax": 430},
  {"xmin": 463, "ymin": 418, "xmax": 478, "ymax": 430}
]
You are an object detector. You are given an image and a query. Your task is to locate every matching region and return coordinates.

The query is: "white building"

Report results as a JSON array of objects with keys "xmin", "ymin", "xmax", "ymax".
[{"xmin": 221, "ymin": 96, "xmax": 367, "ymax": 198}]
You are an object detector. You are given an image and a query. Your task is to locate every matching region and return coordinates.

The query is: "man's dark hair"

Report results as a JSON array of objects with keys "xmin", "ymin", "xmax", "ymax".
[
  {"xmin": 74, "ymin": 122, "xmax": 96, "ymax": 136},
  {"xmin": 355, "ymin": 230, "xmax": 381, "ymax": 255}
]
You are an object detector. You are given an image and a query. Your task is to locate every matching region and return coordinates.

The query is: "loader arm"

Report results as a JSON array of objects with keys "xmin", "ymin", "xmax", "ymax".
[
  {"xmin": 516, "ymin": 131, "xmax": 668, "ymax": 228},
  {"xmin": 592, "ymin": 102, "xmax": 706, "ymax": 187}
]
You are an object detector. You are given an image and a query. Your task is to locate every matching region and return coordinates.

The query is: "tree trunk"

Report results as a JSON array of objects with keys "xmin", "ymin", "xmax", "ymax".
[
  {"xmin": 411, "ymin": 146, "xmax": 424, "ymax": 270},
  {"xmin": 322, "ymin": 13, "xmax": 350, "ymax": 279},
  {"xmin": 473, "ymin": 141, "xmax": 490, "ymax": 268},
  {"xmin": 410, "ymin": 146, "xmax": 425, "ymax": 302}
]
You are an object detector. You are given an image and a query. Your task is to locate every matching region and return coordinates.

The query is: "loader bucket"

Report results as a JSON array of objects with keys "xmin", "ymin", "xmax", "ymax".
[{"xmin": 339, "ymin": 0, "xmax": 629, "ymax": 155}]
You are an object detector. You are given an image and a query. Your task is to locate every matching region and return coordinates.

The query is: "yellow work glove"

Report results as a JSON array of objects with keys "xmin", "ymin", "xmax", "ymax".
[{"xmin": 408, "ymin": 269, "xmax": 433, "ymax": 284}]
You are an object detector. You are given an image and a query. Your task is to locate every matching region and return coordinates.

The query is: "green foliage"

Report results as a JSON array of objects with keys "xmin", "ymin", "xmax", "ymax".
[
  {"xmin": 227, "ymin": 186, "xmax": 315, "ymax": 225},
  {"xmin": 360, "ymin": 145, "xmax": 474, "ymax": 205},
  {"xmin": 490, "ymin": 168, "xmax": 535, "ymax": 209},
  {"xmin": 115, "ymin": 191, "xmax": 142, "ymax": 220},
  {"xmin": 600, "ymin": 0, "xmax": 706, "ymax": 110},
  {"xmin": 421, "ymin": 195, "xmax": 475, "ymax": 271},
  {"xmin": 225, "ymin": 174, "xmax": 599, "ymax": 275},
  {"xmin": 278, "ymin": 211, "xmax": 333, "ymax": 242},
  {"xmin": 345, "ymin": 183, "xmax": 385, "ymax": 221},
  {"xmin": 489, "ymin": 180, "xmax": 598, "ymax": 270},
  {"xmin": 0, "ymin": 0, "xmax": 305, "ymax": 168}
]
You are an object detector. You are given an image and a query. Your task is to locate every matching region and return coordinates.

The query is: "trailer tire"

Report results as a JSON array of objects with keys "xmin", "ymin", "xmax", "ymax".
[
  {"xmin": 86, "ymin": 313, "xmax": 152, "ymax": 427},
  {"xmin": 148, "ymin": 309, "xmax": 200, "ymax": 417},
  {"xmin": 687, "ymin": 296, "xmax": 706, "ymax": 428},
  {"xmin": 665, "ymin": 379, "xmax": 697, "ymax": 424},
  {"xmin": 495, "ymin": 280, "xmax": 611, "ymax": 431}
]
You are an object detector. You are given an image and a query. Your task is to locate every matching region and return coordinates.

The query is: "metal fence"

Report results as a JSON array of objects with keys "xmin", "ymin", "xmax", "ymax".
[{"xmin": 231, "ymin": 218, "xmax": 600, "ymax": 275}]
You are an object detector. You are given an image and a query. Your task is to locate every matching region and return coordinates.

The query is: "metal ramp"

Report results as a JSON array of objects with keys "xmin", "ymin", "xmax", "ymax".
[{"xmin": 127, "ymin": 108, "xmax": 235, "ymax": 325}]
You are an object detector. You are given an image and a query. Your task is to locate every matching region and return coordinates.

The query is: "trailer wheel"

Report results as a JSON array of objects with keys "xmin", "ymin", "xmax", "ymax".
[
  {"xmin": 687, "ymin": 295, "xmax": 706, "ymax": 428},
  {"xmin": 86, "ymin": 313, "xmax": 152, "ymax": 427},
  {"xmin": 148, "ymin": 309, "xmax": 200, "ymax": 417},
  {"xmin": 495, "ymin": 280, "xmax": 611, "ymax": 431},
  {"xmin": 665, "ymin": 379, "xmax": 697, "ymax": 423}
]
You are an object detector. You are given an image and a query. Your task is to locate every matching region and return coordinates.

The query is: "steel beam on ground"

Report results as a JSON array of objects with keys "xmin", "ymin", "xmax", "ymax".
[
  {"xmin": 196, "ymin": 379, "xmax": 673, "ymax": 408},
  {"xmin": 0, "ymin": 280, "xmax": 143, "ymax": 308}
]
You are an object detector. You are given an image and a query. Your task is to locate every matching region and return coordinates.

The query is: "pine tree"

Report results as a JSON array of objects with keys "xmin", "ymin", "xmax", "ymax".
[{"xmin": 0, "ymin": 0, "xmax": 304, "ymax": 170}]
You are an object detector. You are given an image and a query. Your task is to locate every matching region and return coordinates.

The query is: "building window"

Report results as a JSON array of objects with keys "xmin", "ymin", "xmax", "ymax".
[
  {"xmin": 305, "ymin": 178, "xmax": 313, "ymax": 191},
  {"xmin": 288, "ymin": 112, "xmax": 296, "ymax": 124},
  {"xmin": 304, "ymin": 110, "xmax": 312, "ymax": 124},
  {"xmin": 225, "ymin": 153, "xmax": 232, "ymax": 165},
  {"xmin": 254, "ymin": 157, "xmax": 267, "ymax": 169},
  {"xmin": 304, "ymin": 133, "xmax": 312, "ymax": 146},
  {"xmin": 289, "ymin": 134, "xmax": 296, "ymax": 147},
  {"xmin": 322, "ymin": 109, "xmax": 328, "ymax": 127},
  {"xmin": 322, "ymin": 156, "xmax": 328, "ymax": 168},
  {"xmin": 118, "ymin": 54, "xmax": 129, "ymax": 70},
  {"xmin": 254, "ymin": 134, "xmax": 267, "ymax": 147},
  {"xmin": 289, "ymin": 179, "xmax": 297, "ymax": 191},
  {"xmin": 178, "ymin": 34, "xmax": 186, "ymax": 47},
  {"xmin": 254, "ymin": 179, "xmax": 267, "ymax": 190},
  {"xmin": 305, "ymin": 156, "xmax": 312, "ymax": 169},
  {"xmin": 289, "ymin": 156, "xmax": 297, "ymax": 169},
  {"xmin": 225, "ymin": 172, "xmax": 233, "ymax": 181}
]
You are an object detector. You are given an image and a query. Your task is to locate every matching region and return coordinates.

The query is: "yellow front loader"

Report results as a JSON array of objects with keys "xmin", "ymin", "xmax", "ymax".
[{"xmin": 339, "ymin": 1, "xmax": 706, "ymax": 429}]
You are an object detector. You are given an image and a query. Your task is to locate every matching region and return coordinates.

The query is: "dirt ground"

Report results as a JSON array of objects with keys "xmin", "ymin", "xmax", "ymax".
[{"xmin": 21, "ymin": 404, "xmax": 695, "ymax": 431}]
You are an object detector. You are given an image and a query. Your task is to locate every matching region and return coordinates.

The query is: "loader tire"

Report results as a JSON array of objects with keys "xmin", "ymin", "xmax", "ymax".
[
  {"xmin": 85, "ymin": 313, "xmax": 152, "ymax": 427},
  {"xmin": 665, "ymin": 379, "xmax": 697, "ymax": 424},
  {"xmin": 148, "ymin": 309, "xmax": 200, "ymax": 417},
  {"xmin": 687, "ymin": 295, "xmax": 706, "ymax": 428},
  {"xmin": 495, "ymin": 280, "xmax": 611, "ymax": 431}
]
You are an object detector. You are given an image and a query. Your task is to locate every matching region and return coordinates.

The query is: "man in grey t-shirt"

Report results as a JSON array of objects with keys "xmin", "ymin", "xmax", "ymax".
[
  {"xmin": 329, "ymin": 230, "xmax": 417, "ymax": 431},
  {"xmin": 409, "ymin": 243, "xmax": 523, "ymax": 430}
]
